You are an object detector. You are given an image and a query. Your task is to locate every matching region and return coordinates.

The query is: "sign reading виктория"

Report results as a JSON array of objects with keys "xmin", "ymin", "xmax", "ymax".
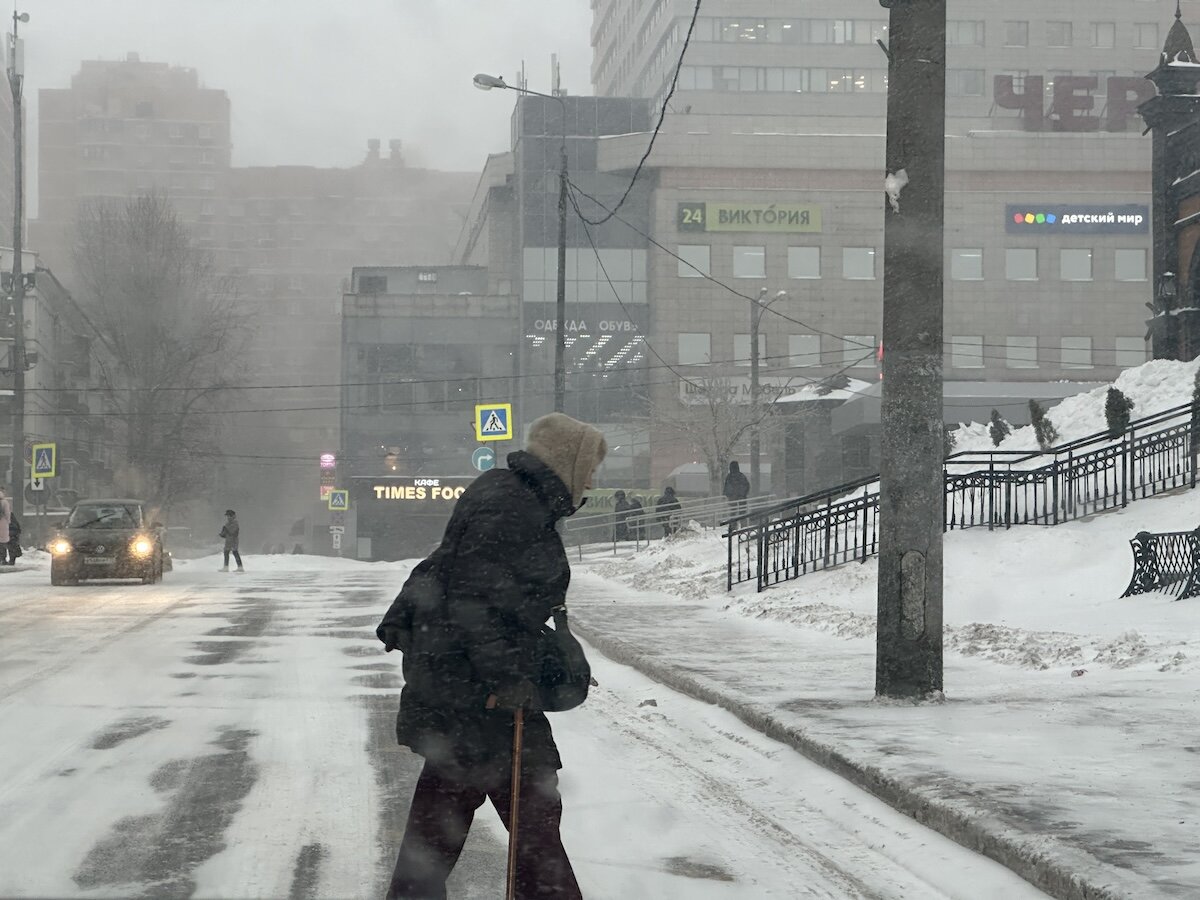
[
  {"xmin": 1006, "ymin": 204, "xmax": 1149, "ymax": 235},
  {"xmin": 678, "ymin": 202, "xmax": 822, "ymax": 233}
]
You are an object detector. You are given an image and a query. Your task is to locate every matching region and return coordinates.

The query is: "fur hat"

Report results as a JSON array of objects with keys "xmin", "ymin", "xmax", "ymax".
[{"xmin": 526, "ymin": 413, "xmax": 607, "ymax": 507}]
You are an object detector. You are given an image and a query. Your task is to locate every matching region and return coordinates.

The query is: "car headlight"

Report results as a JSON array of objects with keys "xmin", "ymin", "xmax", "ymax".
[
  {"xmin": 51, "ymin": 539, "xmax": 72, "ymax": 556},
  {"xmin": 131, "ymin": 537, "xmax": 154, "ymax": 557}
]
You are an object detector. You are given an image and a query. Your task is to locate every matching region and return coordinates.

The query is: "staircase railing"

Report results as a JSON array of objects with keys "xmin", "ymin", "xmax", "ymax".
[{"xmin": 728, "ymin": 400, "xmax": 1199, "ymax": 592}]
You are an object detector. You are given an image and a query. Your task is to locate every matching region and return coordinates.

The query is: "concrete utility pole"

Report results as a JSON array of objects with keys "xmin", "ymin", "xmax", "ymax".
[
  {"xmin": 749, "ymin": 288, "xmax": 787, "ymax": 496},
  {"xmin": 7, "ymin": 11, "xmax": 27, "ymax": 521},
  {"xmin": 875, "ymin": 0, "xmax": 947, "ymax": 699}
]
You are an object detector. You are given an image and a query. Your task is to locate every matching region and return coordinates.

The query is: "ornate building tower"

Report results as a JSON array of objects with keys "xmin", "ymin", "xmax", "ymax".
[{"xmin": 1140, "ymin": 3, "xmax": 1200, "ymax": 361}]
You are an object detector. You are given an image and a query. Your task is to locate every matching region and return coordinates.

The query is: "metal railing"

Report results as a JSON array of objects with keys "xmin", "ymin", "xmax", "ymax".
[
  {"xmin": 1121, "ymin": 528, "xmax": 1200, "ymax": 600},
  {"xmin": 563, "ymin": 493, "xmax": 780, "ymax": 559},
  {"xmin": 729, "ymin": 401, "xmax": 1200, "ymax": 592}
]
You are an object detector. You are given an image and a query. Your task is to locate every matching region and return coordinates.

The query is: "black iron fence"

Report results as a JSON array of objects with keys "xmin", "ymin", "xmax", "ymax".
[
  {"xmin": 728, "ymin": 401, "xmax": 1199, "ymax": 592},
  {"xmin": 1122, "ymin": 528, "xmax": 1200, "ymax": 600}
]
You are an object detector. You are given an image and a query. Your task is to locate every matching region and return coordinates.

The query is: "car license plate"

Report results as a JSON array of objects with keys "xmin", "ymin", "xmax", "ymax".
[{"xmin": 83, "ymin": 556, "xmax": 115, "ymax": 565}]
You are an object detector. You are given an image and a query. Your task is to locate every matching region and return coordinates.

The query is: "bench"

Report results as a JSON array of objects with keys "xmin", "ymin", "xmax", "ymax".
[{"xmin": 1121, "ymin": 528, "xmax": 1200, "ymax": 599}]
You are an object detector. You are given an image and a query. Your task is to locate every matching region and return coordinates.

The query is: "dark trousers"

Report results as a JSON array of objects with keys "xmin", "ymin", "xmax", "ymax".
[
  {"xmin": 386, "ymin": 756, "xmax": 582, "ymax": 900},
  {"xmin": 223, "ymin": 548, "xmax": 242, "ymax": 567}
]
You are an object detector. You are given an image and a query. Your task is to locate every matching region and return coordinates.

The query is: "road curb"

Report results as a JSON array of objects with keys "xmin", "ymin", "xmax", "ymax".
[{"xmin": 572, "ymin": 618, "xmax": 1149, "ymax": 900}]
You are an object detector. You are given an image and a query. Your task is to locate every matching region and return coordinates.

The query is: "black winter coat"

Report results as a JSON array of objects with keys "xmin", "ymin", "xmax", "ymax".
[{"xmin": 378, "ymin": 450, "xmax": 575, "ymax": 775}]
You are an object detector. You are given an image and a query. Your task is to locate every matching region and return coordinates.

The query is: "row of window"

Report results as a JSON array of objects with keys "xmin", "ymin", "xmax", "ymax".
[
  {"xmin": 677, "ymin": 333, "xmax": 1146, "ymax": 371},
  {"xmin": 683, "ymin": 16, "xmax": 1160, "ymax": 52},
  {"xmin": 677, "ymin": 245, "xmax": 1149, "ymax": 283}
]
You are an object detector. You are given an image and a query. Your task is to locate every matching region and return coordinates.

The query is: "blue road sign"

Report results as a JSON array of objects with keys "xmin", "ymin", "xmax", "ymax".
[
  {"xmin": 32, "ymin": 443, "xmax": 56, "ymax": 478},
  {"xmin": 327, "ymin": 489, "xmax": 349, "ymax": 511},
  {"xmin": 472, "ymin": 446, "xmax": 497, "ymax": 472},
  {"xmin": 475, "ymin": 403, "xmax": 513, "ymax": 442}
]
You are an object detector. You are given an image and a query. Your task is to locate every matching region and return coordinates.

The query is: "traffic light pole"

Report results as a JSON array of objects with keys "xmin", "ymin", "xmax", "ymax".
[
  {"xmin": 7, "ymin": 12, "xmax": 25, "ymax": 521},
  {"xmin": 875, "ymin": 0, "xmax": 947, "ymax": 699}
]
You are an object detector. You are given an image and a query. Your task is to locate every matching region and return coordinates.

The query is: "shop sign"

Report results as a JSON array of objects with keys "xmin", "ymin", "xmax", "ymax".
[
  {"xmin": 677, "ymin": 202, "xmax": 822, "ymax": 233},
  {"xmin": 679, "ymin": 376, "xmax": 797, "ymax": 405},
  {"xmin": 369, "ymin": 476, "xmax": 473, "ymax": 503},
  {"xmin": 1005, "ymin": 204, "xmax": 1149, "ymax": 235},
  {"xmin": 993, "ymin": 75, "xmax": 1154, "ymax": 133}
]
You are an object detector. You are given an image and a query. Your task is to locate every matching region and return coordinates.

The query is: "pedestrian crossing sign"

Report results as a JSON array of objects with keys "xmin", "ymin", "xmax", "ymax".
[
  {"xmin": 32, "ymin": 442, "xmax": 56, "ymax": 478},
  {"xmin": 327, "ymin": 489, "xmax": 349, "ymax": 511},
  {"xmin": 474, "ymin": 403, "xmax": 513, "ymax": 442}
]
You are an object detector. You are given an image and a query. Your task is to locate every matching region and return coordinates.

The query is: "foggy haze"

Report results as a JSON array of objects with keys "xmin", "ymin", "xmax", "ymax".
[{"xmin": 22, "ymin": 0, "xmax": 594, "ymax": 214}]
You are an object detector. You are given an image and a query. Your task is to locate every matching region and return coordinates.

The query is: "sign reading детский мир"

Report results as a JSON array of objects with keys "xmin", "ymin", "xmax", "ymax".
[
  {"xmin": 1006, "ymin": 204, "xmax": 1149, "ymax": 235},
  {"xmin": 678, "ymin": 202, "xmax": 822, "ymax": 233}
]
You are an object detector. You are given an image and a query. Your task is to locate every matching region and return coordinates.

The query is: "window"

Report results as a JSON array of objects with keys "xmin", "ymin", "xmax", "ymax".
[
  {"xmin": 1091, "ymin": 22, "xmax": 1116, "ymax": 49},
  {"xmin": 1135, "ymin": 23, "xmax": 1159, "ymax": 50},
  {"xmin": 947, "ymin": 20, "xmax": 984, "ymax": 47},
  {"xmin": 1047, "ymin": 21, "xmax": 1072, "ymax": 48},
  {"xmin": 949, "ymin": 69, "xmax": 985, "ymax": 96},
  {"xmin": 734, "ymin": 333, "xmax": 768, "ymax": 367},
  {"xmin": 1006, "ymin": 337, "xmax": 1039, "ymax": 369},
  {"xmin": 1004, "ymin": 21, "xmax": 1029, "ymax": 48},
  {"xmin": 789, "ymin": 334, "xmax": 821, "ymax": 366},
  {"xmin": 733, "ymin": 246, "xmax": 766, "ymax": 278},
  {"xmin": 358, "ymin": 275, "xmax": 387, "ymax": 294},
  {"xmin": 1006, "ymin": 248, "xmax": 1038, "ymax": 281},
  {"xmin": 1114, "ymin": 337, "xmax": 1147, "ymax": 368},
  {"xmin": 678, "ymin": 333, "xmax": 711, "ymax": 365},
  {"xmin": 842, "ymin": 247, "xmax": 876, "ymax": 279},
  {"xmin": 842, "ymin": 335, "xmax": 875, "ymax": 367},
  {"xmin": 951, "ymin": 248, "xmax": 984, "ymax": 280},
  {"xmin": 787, "ymin": 246, "xmax": 820, "ymax": 279},
  {"xmin": 1061, "ymin": 249, "xmax": 1093, "ymax": 281},
  {"xmin": 1114, "ymin": 248, "xmax": 1147, "ymax": 282},
  {"xmin": 1061, "ymin": 337, "xmax": 1093, "ymax": 369},
  {"xmin": 950, "ymin": 336, "xmax": 985, "ymax": 368},
  {"xmin": 677, "ymin": 244, "xmax": 710, "ymax": 277}
]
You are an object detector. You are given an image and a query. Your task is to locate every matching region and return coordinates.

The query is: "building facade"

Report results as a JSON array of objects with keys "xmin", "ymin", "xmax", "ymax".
[{"xmin": 31, "ymin": 54, "xmax": 476, "ymax": 545}]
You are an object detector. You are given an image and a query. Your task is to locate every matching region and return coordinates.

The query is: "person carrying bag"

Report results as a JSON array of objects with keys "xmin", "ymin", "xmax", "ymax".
[{"xmin": 378, "ymin": 412, "xmax": 606, "ymax": 900}]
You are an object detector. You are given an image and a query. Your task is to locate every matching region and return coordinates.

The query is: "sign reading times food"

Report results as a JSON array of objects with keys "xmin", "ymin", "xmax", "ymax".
[{"xmin": 677, "ymin": 202, "xmax": 822, "ymax": 233}]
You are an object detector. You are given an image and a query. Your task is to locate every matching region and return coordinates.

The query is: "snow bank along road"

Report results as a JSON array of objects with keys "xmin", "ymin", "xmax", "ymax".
[{"xmin": 0, "ymin": 555, "xmax": 1047, "ymax": 898}]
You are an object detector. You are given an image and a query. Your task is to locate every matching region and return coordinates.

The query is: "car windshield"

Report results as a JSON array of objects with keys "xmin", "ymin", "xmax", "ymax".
[{"xmin": 67, "ymin": 505, "xmax": 142, "ymax": 528}]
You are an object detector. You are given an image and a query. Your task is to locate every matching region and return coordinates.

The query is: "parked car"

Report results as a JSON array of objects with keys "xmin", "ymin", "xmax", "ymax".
[{"xmin": 49, "ymin": 499, "xmax": 166, "ymax": 586}]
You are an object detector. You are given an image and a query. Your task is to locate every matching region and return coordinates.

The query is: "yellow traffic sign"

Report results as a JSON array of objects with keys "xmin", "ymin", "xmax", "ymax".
[
  {"xmin": 327, "ymin": 489, "xmax": 349, "ymax": 511},
  {"xmin": 475, "ymin": 403, "xmax": 512, "ymax": 442},
  {"xmin": 32, "ymin": 442, "xmax": 56, "ymax": 478}
]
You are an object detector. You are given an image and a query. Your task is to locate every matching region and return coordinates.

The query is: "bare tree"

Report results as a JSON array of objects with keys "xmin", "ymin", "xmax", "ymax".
[
  {"xmin": 645, "ymin": 374, "xmax": 787, "ymax": 496},
  {"xmin": 72, "ymin": 192, "xmax": 250, "ymax": 512}
]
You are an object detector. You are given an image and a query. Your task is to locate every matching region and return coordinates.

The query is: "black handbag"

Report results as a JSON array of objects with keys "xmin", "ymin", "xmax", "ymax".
[{"xmin": 537, "ymin": 605, "xmax": 592, "ymax": 712}]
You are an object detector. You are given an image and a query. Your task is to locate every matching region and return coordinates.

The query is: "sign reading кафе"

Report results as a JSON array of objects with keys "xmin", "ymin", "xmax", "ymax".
[
  {"xmin": 1006, "ymin": 204, "xmax": 1149, "ymax": 235},
  {"xmin": 678, "ymin": 202, "xmax": 822, "ymax": 233}
]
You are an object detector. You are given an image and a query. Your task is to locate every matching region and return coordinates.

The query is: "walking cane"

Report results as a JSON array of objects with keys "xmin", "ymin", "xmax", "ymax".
[{"xmin": 505, "ymin": 706, "xmax": 525, "ymax": 900}]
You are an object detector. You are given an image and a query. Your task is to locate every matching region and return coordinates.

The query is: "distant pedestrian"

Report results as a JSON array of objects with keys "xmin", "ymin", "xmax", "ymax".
[
  {"xmin": 5, "ymin": 512, "xmax": 21, "ymax": 565},
  {"xmin": 656, "ymin": 485, "xmax": 682, "ymax": 538},
  {"xmin": 723, "ymin": 460, "xmax": 750, "ymax": 517},
  {"xmin": 219, "ymin": 509, "xmax": 244, "ymax": 572},
  {"xmin": 0, "ymin": 489, "xmax": 11, "ymax": 557},
  {"xmin": 627, "ymin": 495, "xmax": 645, "ymax": 541},
  {"xmin": 613, "ymin": 489, "xmax": 632, "ymax": 541}
]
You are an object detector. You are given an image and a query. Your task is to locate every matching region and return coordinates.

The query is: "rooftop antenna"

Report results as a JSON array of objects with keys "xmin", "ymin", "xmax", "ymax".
[{"xmin": 551, "ymin": 53, "xmax": 561, "ymax": 96}]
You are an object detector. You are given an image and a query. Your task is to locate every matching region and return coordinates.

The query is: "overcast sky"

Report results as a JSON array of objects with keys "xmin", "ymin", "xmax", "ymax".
[{"xmin": 22, "ymin": 0, "xmax": 594, "ymax": 211}]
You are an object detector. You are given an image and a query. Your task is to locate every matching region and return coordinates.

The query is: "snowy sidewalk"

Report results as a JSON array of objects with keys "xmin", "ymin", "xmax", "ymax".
[{"xmin": 566, "ymin": 500, "xmax": 1200, "ymax": 900}]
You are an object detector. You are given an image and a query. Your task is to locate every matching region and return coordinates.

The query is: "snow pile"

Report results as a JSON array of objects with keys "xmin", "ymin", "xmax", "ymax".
[{"xmin": 952, "ymin": 357, "xmax": 1200, "ymax": 453}]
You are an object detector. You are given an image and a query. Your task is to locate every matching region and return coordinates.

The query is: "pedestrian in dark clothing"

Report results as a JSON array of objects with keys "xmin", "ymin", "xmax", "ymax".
[
  {"xmin": 219, "ymin": 509, "xmax": 243, "ymax": 572},
  {"xmin": 627, "ymin": 495, "xmax": 645, "ymax": 541},
  {"xmin": 656, "ymin": 485, "xmax": 682, "ymax": 538},
  {"xmin": 377, "ymin": 412, "xmax": 607, "ymax": 900},
  {"xmin": 723, "ymin": 460, "xmax": 751, "ymax": 517},
  {"xmin": 4, "ymin": 512, "xmax": 21, "ymax": 565},
  {"xmin": 613, "ymin": 489, "xmax": 632, "ymax": 542}
]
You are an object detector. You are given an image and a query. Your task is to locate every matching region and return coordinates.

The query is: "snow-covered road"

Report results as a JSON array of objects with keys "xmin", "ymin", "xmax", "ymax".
[{"xmin": 0, "ymin": 554, "xmax": 1046, "ymax": 898}]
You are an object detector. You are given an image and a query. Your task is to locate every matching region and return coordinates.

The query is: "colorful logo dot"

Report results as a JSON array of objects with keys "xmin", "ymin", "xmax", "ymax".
[
  {"xmin": 1024, "ymin": 213, "xmax": 1036, "ymax": 224},
  {"xmin": 1013, "ymin": 213, "xmax": 1025, "ymax": 224},
  {"xmin": 1046, "ymin": 213, "xmax": 1057, "ymax": 224}
]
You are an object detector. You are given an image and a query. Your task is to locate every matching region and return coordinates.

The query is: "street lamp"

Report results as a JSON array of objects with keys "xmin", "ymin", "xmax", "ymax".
[
  {"xmin": 750, "ymin": 288, "xmax": 787, "ymax": 496},
  {"xmin": 7, "ymin": 10, "xmax": 27, "ymax": 519},
  {"xmin": 473, "ymin": 73, "xmax": 569, "ymax": 413}
]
